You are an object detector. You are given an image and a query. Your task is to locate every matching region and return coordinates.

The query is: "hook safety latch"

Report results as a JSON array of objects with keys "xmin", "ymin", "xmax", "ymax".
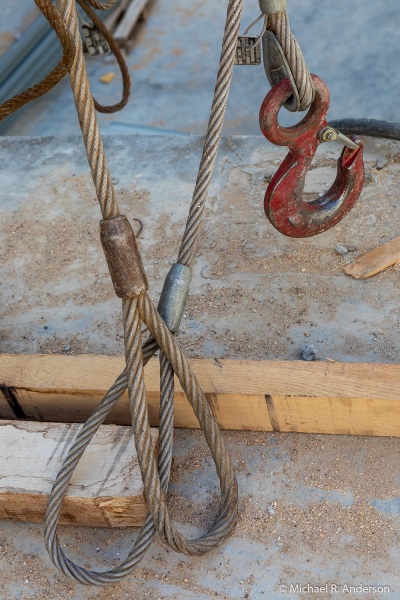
[{"xmin": 259, "ymin": 74, "xmax": 365, "ymax": 238}]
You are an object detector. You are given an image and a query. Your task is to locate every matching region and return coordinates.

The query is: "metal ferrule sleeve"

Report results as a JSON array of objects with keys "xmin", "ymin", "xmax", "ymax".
[
  {"xmin": 157, "ymin": 263, "xmax": 192, "ymax": 332},
  {"xmin": 100, "ymin": 215, "xmax": 148, "ymax": 298},
  {"xmin": 259, "ymin": 0, "xmax": 286, "ymax": 14}
]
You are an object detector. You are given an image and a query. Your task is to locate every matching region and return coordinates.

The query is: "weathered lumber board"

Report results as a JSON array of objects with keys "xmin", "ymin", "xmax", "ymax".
[
  {"xmin": 103, "ymin": 0, "xmax": 131, "ymax": 32},
  {"xmin": 344, "ymin": 236, "xmax": 400, "ymax": 279},
  {"xmin": 1, "ymin": 354, "xmax": 400, "ymax": 437},
  {"xmin": 0, "ymin": 420, "xmax": 156, "ymax": 527},
  {"xmin": 113, "ymin": 0, "xmax": 150, "ymax": 46}
]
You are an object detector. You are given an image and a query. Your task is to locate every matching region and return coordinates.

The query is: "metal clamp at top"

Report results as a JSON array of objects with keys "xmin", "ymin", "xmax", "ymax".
[
  {"xmin": 262, "ymin": 30, "xmax": 300, "ymax": 112},
  {"xmin": 259, "ymin": 0, "xmax": 287, "ymax": 14}
]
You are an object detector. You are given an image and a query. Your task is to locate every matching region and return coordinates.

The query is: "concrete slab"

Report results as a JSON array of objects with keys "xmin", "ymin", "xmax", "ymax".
[
  {"xmin": 1, "ymin": 134, "xmax": 400, "ymax": 363},
  {"xmin": 0, "ymin": 134, "xmax": 400, "ymax": 598},
  {"xmin": 0, "ymin": 431, "xmax": 399, "ymax": 599}
]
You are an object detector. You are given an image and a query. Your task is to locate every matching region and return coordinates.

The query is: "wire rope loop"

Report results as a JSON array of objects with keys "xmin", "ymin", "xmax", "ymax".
[
  {"xmin": 44, "ymin": 295, "xmax": 238, "ymax": 582},
  {"xmin": 41, "ymin": 0, "xmax": 243, "ymax": 584},
  {"xmin": 266, "ymin": 11, "xmax": 315, "ymax": 112}
]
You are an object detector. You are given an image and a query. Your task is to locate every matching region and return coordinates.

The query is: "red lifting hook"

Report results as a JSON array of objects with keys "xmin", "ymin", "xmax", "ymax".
[{"xmin": 259, "ymin": 74, "xmax": 365, "ymax": 238}]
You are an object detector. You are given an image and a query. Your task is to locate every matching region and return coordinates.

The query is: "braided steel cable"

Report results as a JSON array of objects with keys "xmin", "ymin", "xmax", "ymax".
[
  {"xmin": 153, "ymin": 0, "xmax": 243, "ymax": 536},
  {"xmin": 56, "ymin": 0, "xmax": 119, "ymax": 220},
  {"xmin": 267, "ymin": 10, "xmax": 315, "ymax": 111},
  {"xmin": 44, "ymin": 336, "xmax": 162, "ymax": 585},
  {"xmin": 44, "ymin": 0, "xmax": 242, "ymax": 585},
  {"xmin": 46, "ymin": 293, "xmax": 238, "ymax": 584},
  {"xmin": 177, "ymin": 0, "xmax": 243, "ymax": 266},
  {"xmin": 45, "ymin": 291, "xmax": 238, "ymax": 583},
  {"xmin": 135, "ymin": 293, "xmax": 238, "ymax": 555}
]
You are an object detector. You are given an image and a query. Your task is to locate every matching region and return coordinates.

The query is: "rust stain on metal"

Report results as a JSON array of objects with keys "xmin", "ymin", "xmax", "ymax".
[{"xmin": 100, "ymin": 215, "xmax": 148, "ymax": 298}]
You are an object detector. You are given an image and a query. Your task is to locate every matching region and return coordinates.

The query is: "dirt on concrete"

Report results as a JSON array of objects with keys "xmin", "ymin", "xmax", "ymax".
[
  {"xmin": 1, "ymin": 135, "xmax": 400, "ymax": 598},
  {"xmin": 0, "ymin": 430, "xmax": 399, "ymax": 599},
  {"xmin": 1, "ymin": 135, "xmax": 400, "ymax": 365}
]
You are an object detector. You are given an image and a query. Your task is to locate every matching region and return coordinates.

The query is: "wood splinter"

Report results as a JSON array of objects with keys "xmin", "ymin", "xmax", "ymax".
[{"xmin": 344, "ymin": 235, "xmax": 400, "ymax": 279}]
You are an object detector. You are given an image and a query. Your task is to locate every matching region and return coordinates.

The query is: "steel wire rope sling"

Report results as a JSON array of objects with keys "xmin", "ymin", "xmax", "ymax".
[
  {"xmin": 0, "ymin": 0, "xmax": 245, "ymax": 586},
  {"xmin": 44, "ymin": 1, "xmax": 390, "ymax": 585},
  {"xmin": 42, "ymin": 0, "xmax": 399, "ymax": 585},
  {"xmin": 44, "ymin": 0, "xmax": 243, "ymax": 585}
]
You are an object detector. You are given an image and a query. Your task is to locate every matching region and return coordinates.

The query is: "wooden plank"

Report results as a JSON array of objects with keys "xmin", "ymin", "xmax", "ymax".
[
  {"xmin": 0, "ymin": 355, "xmax": 273, "ymax": 431},
  {"xmin": 344, "ymin": 236, "xmax": 400, "ymax": 279},
  {"xmin": 0, "ymin": 384, "xmax": 17, "ymax": 419},
  {"xmin": 269, "ymin": 395, "xmax": 400, "ymax": 437},
  {"xmin": 0, "ymin": 354, "xmax": 400, "ymax": 436},
  {"xmin": 0, "ymin": 420, "xmax": 156, "ymax": 527},
  {"xmin": 103, "ymin": 0, "xmax": 131, "ymax": 32},
  {"xmin": 114, "ymin": 0, "xmax": 150, "ymax": 43},
  {"xmin": 2, "ymin": 354, "xmax": 400, "ymax": 400}
]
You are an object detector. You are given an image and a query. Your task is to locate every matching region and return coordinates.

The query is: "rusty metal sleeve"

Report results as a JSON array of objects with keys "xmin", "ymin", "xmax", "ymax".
[{"xmin": 100, "ymin": 216, "xmax": 148, "ymax": 298}]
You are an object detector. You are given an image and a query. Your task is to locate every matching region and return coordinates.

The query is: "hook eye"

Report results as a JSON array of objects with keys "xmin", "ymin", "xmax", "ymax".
[{"xmin": 260, "ymin": 75, "xmax": 330, "ymax": 148}]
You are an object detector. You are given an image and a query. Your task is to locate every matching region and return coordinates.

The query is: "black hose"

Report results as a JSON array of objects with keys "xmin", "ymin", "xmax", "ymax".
[{"xmin": 330, "ymin": 118, "xmax": 400, "ymax": 141}]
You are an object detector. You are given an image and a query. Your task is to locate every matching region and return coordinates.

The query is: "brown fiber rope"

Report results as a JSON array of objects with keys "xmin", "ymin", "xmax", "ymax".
[
  {"xmin": 0, "ymin": 0, "xmax": 74, "ymax": 122},
  {"xmin": 0, "ymin": 0, "xmax": 130, "ymax": 124}
]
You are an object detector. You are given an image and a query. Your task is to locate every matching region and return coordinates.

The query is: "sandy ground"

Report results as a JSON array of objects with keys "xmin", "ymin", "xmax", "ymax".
[
  {"xmin": 1, "ymin": 430, "xmax": 399, "ymax": 599},
  {"xmin": 0, "ymin": 134, "xmax": 400, "ymax": 598}
]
